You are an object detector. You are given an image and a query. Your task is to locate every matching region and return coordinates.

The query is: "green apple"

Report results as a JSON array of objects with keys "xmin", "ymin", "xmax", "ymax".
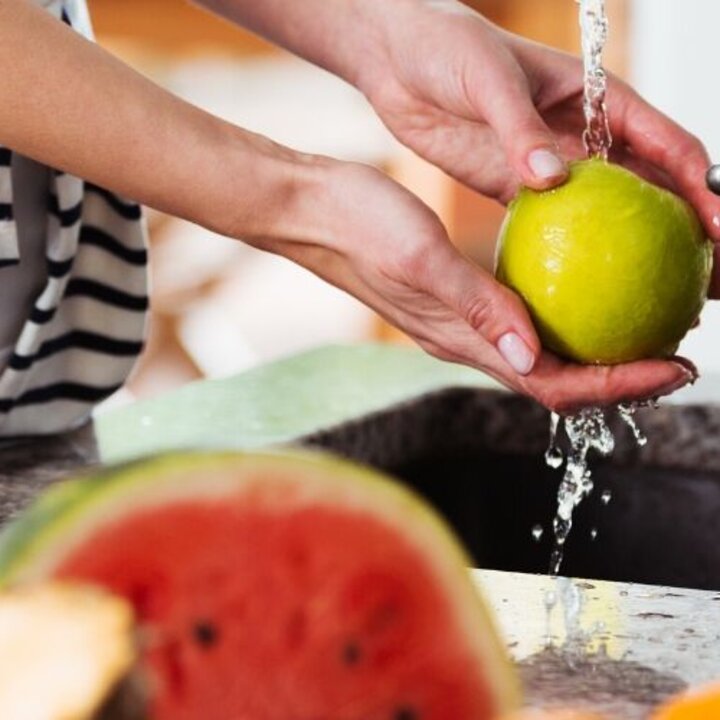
[{"xmin": 495, "ymin": 159, "xmax": 713, "ymax": 364}]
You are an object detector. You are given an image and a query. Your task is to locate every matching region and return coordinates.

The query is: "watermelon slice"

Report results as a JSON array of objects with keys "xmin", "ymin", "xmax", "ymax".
[{"xmin": 0, "ymin": 451, "xmax": 520, "ymax": 719}]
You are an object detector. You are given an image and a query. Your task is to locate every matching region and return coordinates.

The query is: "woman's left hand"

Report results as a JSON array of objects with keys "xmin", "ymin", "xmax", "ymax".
[{"xmin": 354, "ymin": 0, "xmax": 720, "ymax": 236}]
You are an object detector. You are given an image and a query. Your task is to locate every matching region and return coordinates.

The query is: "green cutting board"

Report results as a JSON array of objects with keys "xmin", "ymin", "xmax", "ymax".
[{"xmin": 96, "ymin": 344, "xmax": 501, "ymax": 463}]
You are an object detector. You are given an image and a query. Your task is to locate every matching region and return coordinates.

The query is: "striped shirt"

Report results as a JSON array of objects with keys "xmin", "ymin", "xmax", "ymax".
[{"xmin": 0, "ymin": 0, "xmax": 148, "ymax": 436}]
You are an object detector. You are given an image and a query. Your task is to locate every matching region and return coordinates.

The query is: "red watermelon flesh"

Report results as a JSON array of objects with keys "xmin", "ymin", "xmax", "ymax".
[{"xmin": 0, "ymin": 453, "xmax": 519, "ymax": 719}]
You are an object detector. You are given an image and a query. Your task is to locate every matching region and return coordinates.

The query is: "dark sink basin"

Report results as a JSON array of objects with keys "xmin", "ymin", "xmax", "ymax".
[{"xmin": 303, "ymin": 388, "xmax": 720, "ymax": 591}]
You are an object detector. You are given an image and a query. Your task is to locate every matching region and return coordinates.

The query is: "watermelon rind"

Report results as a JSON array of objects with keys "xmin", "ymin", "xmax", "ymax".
[{"xmin": 0, "ymin": 449, "xmax": 521, "ymax": 715}]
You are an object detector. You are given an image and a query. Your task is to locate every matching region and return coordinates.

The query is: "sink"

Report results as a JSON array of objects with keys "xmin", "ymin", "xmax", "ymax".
[
  {"xmin": 94, "ymin": 344, "xmax": 720, "ymax": 592},
  {"xmin": 303, "ymin": 388, "xmax": 720, "ymax": 591}
]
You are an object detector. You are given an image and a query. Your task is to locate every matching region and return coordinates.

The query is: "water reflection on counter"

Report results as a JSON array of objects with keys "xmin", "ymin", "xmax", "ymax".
[{"xmin": 474, "ymin": 569, "xmax": 720, "ymax": 717}]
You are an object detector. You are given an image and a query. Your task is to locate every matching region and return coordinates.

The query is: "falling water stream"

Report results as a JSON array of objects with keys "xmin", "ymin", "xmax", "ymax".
[
  {"xmin": 579, "ymin": 0, "xmax": 612, "ymax": 159},
  {"xmin": 546, "ymin": 403, "xmax": 651, "ymax": 575},
  {"xmin": 543, "ymin": 0, "xmax": 653, "ymax": 575}
]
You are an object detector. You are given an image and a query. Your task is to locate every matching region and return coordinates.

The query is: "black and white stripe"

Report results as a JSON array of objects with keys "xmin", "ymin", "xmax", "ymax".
[{"xmin": 0, "ymin": 0, "xmax": 148, "ymax": 434}]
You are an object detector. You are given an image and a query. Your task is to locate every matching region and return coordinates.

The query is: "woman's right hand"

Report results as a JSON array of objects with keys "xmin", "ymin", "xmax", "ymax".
[{"xmin": 246, "ymin": 157, "xmax": 694, "ymax": 413}]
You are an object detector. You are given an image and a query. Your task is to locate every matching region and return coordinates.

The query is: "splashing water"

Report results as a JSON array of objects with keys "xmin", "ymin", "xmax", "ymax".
[
  {"xmin": 618, "ymin": 403, "xmax": 648, "ymax": 446},
  {"xmin": 548, "ymin": 408, "xmax": 615, "ymax": 575},
  {"xmin": 542, "ymin": 577, "xmax": 613, "ymax": 662},
  {"xmin": 546, "ymin": 402, "xmax": 654, "ymax": 575},
  {"xmin": 578, "ymin": 0, "xmax": 612, "ymax": 158},
  {"xmin": 543, "ymin": 589, "xmax": 558, "ymax": 648}
]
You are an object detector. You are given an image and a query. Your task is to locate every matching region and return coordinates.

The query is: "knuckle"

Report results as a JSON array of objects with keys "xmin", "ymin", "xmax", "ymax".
[
  {"xmin": 539, "ymin": 388, "xmax": 563, "ymax": 413},
  {"xmin": 535, "ymin": 385, "xmax": 574, "ymax": 415},
  {"xmin": 393, "ymin": 242, "xmax": 434, "ymax": 285},
  {"xmin": 670, "ymin": 136, "xmax": 700, "ymax": 164},
  {"xmin": 462, "ymin": 294, "xmax": 497, "ymax": 336},
  {"xmin": 540, "ymin": 367, "xmax": 615, "ymax": 413}
]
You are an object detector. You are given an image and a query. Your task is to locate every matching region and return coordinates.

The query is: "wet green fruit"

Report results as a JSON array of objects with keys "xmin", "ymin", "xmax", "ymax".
[{"xmin": 496, "ymin": 159, "xmax": 713, "ymax": 364}]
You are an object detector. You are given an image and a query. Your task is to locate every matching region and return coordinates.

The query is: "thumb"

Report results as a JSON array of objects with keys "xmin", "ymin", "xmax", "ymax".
[
  {"xmin": 480, "ymin": 70, "xmax": 568, "ymax": 190},
  {"xmin": 426, "ymin": 244, "xmax": 542, "ymax": 375}
]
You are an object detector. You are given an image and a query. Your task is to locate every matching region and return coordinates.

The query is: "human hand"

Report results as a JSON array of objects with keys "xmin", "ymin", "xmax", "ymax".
[
  {"xmin": 193, "ymin": 0, "xmax": 700, "ymax": 410},
  {"xmin": 353, "ymin": 0, "xmax": 720, "ymax": 238},
  {"xmin": 253, "ymin": 159, "xmax": 694, "ymax": 413}
]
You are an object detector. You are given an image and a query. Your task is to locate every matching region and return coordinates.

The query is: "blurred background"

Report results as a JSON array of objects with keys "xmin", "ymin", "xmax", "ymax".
[{"xmin": 85, "ymin": 0, "xmax": 719, "ymax": 404}]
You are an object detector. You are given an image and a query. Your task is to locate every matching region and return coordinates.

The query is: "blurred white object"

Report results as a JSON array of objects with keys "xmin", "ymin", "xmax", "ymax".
[
  {"xmin": 631, "ymin": 0, "xmax": 720, "ymax": 373},
  {"xmin": 166, "ymin": 55, "xmax": 398, "ymax": 163},
  {"xmin": 178, "ymin": 251, "xmax": 374, "ymax": 377},
  {"xmin": 139, "ymin": 55, "xmax": 395, "ymax": 379}
]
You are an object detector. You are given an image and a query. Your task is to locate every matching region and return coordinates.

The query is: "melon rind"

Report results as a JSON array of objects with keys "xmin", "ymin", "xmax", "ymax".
[{"xmin": 0, "ymin": 450, "xmax": 521, "ymax": 716}]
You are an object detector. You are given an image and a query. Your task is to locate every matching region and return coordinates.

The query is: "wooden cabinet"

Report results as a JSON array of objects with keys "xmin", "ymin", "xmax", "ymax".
[
  {"xmin": 88, "ymin": 0, "xmax": 627, "ymax": 65},
  {"xmin": 87, "ymin": 0, "xmax": 275, "ymax": 56}
]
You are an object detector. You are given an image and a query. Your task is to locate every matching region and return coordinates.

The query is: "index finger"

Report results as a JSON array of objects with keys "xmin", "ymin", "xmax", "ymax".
[{"xmin": 520, "ymin": 352, "xmax": 694, "ymax": 414}]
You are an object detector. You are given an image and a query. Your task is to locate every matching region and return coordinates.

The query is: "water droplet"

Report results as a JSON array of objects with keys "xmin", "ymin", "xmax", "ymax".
[
  {"xmin": 549, "ymin": 550, "xmax": 563, "ymax": 577},
  {"xmin": 590, "ymin": 528, "xmax": 598, "ymax": 541},
  {"xmin": 544, "ymin": 590, "xmax": 557, "ymax": 610},
  {"xmin": 545, "ymin": 446, "xmax": 564, "ymax": 469},
  {"xmin": 545, "ymin": 412, "xmax": 564, "ymax": 468},
  {"xmin": 618, "ymin": 402, "xmax": 648, "ymax": 446},
  {"xmin": 140, "ymin": 416, "xmax": 152, "ymax": 427},
  {"xmin": 543, "ymin": 588, "xmax": 558, "ymax": 647},
  {"xmin": 601, "ymin": 489, "xmax": 612, "ymax": 505},
  {"xmin": 531, "ymin": 524, "xmax": 544, "ymax": 542}
]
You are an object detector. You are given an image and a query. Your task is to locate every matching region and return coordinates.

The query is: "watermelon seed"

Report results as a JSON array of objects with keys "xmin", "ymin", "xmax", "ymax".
[
  {"xmin": 192, "ymin": 620, "xmax": 219, "ymax": 648},
  {"xmin": 394, "ymin": 706, "xmax": 418, "ymax": 720},
  {"xmin": 342, "ymin": 641, "xmax": 362, "ymax": 665}
]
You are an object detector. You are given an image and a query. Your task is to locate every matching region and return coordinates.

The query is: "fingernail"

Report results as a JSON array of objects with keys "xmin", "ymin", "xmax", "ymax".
[
  {"xmin": 528, "ymin": 148, "xmax": 566, "ymax": 180},
  {"xmin": 712, "ymin": 215, "xmax": 720, "ymax": 239},
  {"xmin": 497, "ymin": 332, "xmax": 536, "ymax": 375},
  {"xmin": 672, "ymin": 359, "xmax": 700, "ymax": 383},
  {"xmin": 660, "ymin": 364, "xmax": 696, "ymax": 395}
]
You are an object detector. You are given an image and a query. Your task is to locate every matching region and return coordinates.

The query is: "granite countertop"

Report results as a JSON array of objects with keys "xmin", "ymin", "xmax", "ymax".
[
  {"xmin": 0, "ymin": 422, "xmax": 98, "ymax": 525},
  {"xmin": 477, "ymin": 569, "xmax": 720, "ymax": 718},
  {"xmin": 0, "ymin": 344, "xmax": 719, "ymax": 717}
]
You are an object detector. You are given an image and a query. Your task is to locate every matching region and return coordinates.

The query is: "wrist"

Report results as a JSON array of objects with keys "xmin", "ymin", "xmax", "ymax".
[
  {"xmin": 216, "ymin": 124, "xmax": 338, "ymax": 250},
  {"xmin": 348, "ymin": 0, "xmax": 479, "ymax": 98}
]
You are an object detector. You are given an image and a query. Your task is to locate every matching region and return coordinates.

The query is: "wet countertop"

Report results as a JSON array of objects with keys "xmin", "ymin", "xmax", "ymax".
[
  {"xmin": 476, "ymin": 569, "xmax": 720, "ymax": 718},
  {"xmin": 1, "ymin": 345, "xmax": 720, "ymax": 716}
]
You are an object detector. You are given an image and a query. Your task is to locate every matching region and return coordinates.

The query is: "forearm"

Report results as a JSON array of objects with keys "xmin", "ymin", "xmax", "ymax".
[
  {"xmin": 193, "ymin": 0, "xmax": 406, "ymax": 89},
  {"xmin": 0, "ymin": 0, "xmax": 321, "ymax": 241}
]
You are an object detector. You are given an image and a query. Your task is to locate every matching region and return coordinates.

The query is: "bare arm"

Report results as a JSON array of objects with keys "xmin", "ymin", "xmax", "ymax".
[
  {"xmin": 0, "ymin": 0, "xmax": 318, "ymax": 241},
  {"xmin": 195, "ymin": 0, "xmax": 370, "ymax": 86}
]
